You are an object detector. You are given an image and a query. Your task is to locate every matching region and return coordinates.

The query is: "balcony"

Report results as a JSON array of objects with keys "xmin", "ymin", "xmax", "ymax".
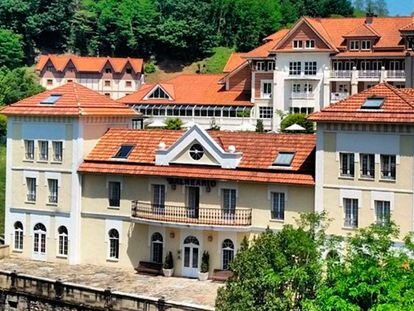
[
  {"xmin": 131, "ymin": 201, "xmax": 252, "ymax": 227},
  {"xmin": 331, "ymin": 92, "xmax": 349, "ymax": 103},
  {"xmin": 330, "ymin": 70, "xmax": 351, "ymax": 78},
  {"xmin": 358, "ymin": 70, "xmax": 380, "ymax": 79},
  {"xmin": 386, "ymin": 70, "xmax": 405, "ymax": 79},
  {"xmin": 290, "ymin": 92, "xmax": 315, "ymax": 99}
]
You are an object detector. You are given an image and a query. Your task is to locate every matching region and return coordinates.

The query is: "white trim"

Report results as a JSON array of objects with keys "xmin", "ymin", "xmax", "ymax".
[
  {"xmin": 45, "ymin": 172, "xmax": 61, "ymax": 185},
  {"xmin": 260, "ymin": 79, "xmax": 273, "ymax": 99},
  {"xmin": 217, "ymin": 182, "xmax": 239, "ymax": 198},
  {"xmin": 105, "ymin": 219, "xmax": 123, "ymax": 243},
  {"xmin": 143, "ymin": 84, "xmax": 173, "ymax": 101},
  {"xmin": 148, "ymin": 178, "xmax": 168, "ymax": 193},
  {"xmin": 371, "ymin": 191, "xmax": 394, "ymax": 210},
  {"xmin": 23, "ymin": 171, "xmax": 39, "ymax": 185},
  {"xmin": 148, "ymin": 226, "xmax": 166, "ymax": 248},
  {"xmin": 339, "ymin": 189, "xmax": 362, "ymax": 208}
]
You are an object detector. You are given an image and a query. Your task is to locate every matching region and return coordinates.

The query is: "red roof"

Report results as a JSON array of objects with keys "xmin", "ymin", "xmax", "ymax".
[
  {"xmin": 119, "ymin": 74, "xmax": 251, "ymax": 106},
  {"xmin": 308, "ymin": 83, "xmax": 414, "ymax": 124},
  {"xmin": 223, "ymin": 53, "xmax": 247, "ymax": 72},
  {"xmin": 79, "ymin": 129, "xmax": 315, "ymax": 186},
  {"xmin": 36, "ymin": 55, "xmax": 143, "ymax": 73},
  {"xmin": 343, "ymin": 23, "xmax": 380, "ymax": 38},
  {"xmin": 1, "ymin": 82, "xmax": 138, "ymax": 117},
  {"xmin": 244, "ymin": 29, "xmax": 289, "ymax": 58}
]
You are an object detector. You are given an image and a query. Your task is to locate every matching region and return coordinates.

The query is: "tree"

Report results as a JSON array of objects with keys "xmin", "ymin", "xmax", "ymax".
[
  {"xmin": 165, "ymin": 118, "xmax": 183, "ymax": 130},
  {"xmin": 0, "ymin": 29, "xmax": 24, "ymax": 69},
  {"xmin": 352, "ymin": 0, "xmax": 388, "ymax": 16},
  {"xmin": 280, "ymin": 113, "xmax": 314, "ymax": 133},
  {"xmin": 0, "ymin": 67, "xmax": 44, "ymax": 106},
  {"xmin": 216, "ymin": 213, "xmax": 329, "ymax": 310}
]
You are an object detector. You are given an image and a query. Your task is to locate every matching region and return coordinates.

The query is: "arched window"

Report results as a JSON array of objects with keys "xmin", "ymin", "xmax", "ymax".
[
  {"xmin": 14, "ymin": 222, "xmax": 23, "ymax": 251},
  {"xmin": 57, "ymin": 226, "xmax": 68, "ymax": 256},
  {"xmin": 183, "ymin": 236, "xmax": 199, "ymax": 245},
  {"xmin": 151, "ymin": 232, "xmax": 163, "ymax": 264},
  {"xmin": 222, "ymin": 239, "xmax": 235, "ymax": 270},
  {"xmin": 33, "ymin": 223, "xmax": 47, "ymax": 255},
  {"xmin": 108, "ymin": 229, "xmax": 119, "ymax": 260}
]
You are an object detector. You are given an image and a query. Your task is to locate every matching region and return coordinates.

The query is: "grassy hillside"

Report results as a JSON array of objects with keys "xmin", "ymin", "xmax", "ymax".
[{"xmin": 0, "ymin": 144, "xmax": 5, "ymax": 234}]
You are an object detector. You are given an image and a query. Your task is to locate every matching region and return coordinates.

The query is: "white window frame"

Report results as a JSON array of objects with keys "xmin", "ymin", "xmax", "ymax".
[
  {"xmin": 267, "ymin": 61, "xmax": 276, "ymax": 71},
  {"xmin": 360, "ymin": 153, "xmax": 375, "ymax": 178},
  {"xmin": 221, "ymin": 188, "xmax": 237, "ymax": 212},
  {"xmin": 152, "ymin": 184, "xmax": 166, "ymax": 209},
  {"xmin": 340, "ymin": 152, "xmax": 355, "ymax": 177},
  {"xmin": 57, "ymin": 226, "xmax": 68, "ymax": 257},
  {"xmin": 305, "ymin": 39, "xmax": 315, "ymax": 49},
  {"xmin": 289, "ymin": 62, "xmax": 301, "ymax": 75},
  {"xmin": 221, "ymin": 239, "xmax": 235, "ymax": 270},
  {"xmin": 293, "ymin": 40, "xmax": 303, "ymax": 49},
  {"xmin": 374, "ymin": 200, "xmax": 391, "ymax": 225},
  {"xmin": 350, "ymin": 40, "xmax": 360, "ymax": 51},
  {"xmin": 304, "ymin": 61, "xmax": 317, "ymax": 75},
  {"xmin": 380, "ymin": 154, "xmax": 396, "ymax": 180},
  {"xmin": 108, "ymin": 229, "xmax": 120, "ymax": 260},
  {"xmin": 13, "ymin": 221, "xmax": 24, "ymax": 251},
  {"xmin": 343, "ymin": 198, "xmax": 359, "ymax": 228},
  {"xmin": 259, "ymin": 107, "xmax": 273, "ymax": 119},
  {"xmin": 292, "ymin": 83, "xmax": 301, "ymax": 93},
  {"xmin": 47, "ymin": 179, "xmax": 59, "ymax": 204},
  {"xmin": 26, "ymin": 177, "xmax": 37, "ymax": 202},
  {"xmin": 108, "ymin": 181, "xmax": 121, "ymax": 208},
  {"xmin": 260, "ymin": 80, "xmax": 272, "ymax": 99},
  {"xmin": 52, "ymin": 141, "xmax": 63, "ymax": 162},
  {"xmin": 271, "ymin": 192, "xmax": 285, "ymax": 220},
  {"xmin": 38, "ymin": 140, "xmax": 49, "ymax": 161},
  {"xmin": 361, "ymin": 40, "xmax": 371, "ymax": 51},
  {"xmin": 24, "ymin": 140, "xmax": 34, "ymax": 160},
  {"xmin": 255, "ymin": 61, "xmax": 266, "ymax": 71}
]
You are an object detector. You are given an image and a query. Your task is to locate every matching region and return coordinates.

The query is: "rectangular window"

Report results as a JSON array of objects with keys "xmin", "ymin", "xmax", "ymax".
[
  {"xmin": 152, "ymin": 184, "xmax": 165, "ymax": 209},
  {"xmin": 256, "ymin": 61, "xmax": 266, "ymax": 71},
  {"xmin": 361, "ymin": 40, "xmax": 371, "ymax": 50},
  {"xmin": 126, "ymin": 68, "xmax": 132, "ymax": 74},
  {"xmin": 305, "ymin": 40, "xmax": 315, "ymax": 49},
  {"xmin": 259, "ymin": 107, "xmax": 273, "ymax": 119},
  {"xmin": 104, "ymin": 80, "xmax": 111, "ymax": 87},
  {"xmin": 375, "ymin": 201, "xmax": 390, "ymax": 225},
  {"xmin": 289, "ymin": 62, "xmax": 301, "ymax": 75},
  {"xmin": 304, "ymin": 83, "xmax": 313, "ymax": 93},
  {"xmin": 261, "ymin": 82, "xmax": 272, "ymax": 98},
  {"xmin": 344, "ymin": 198, "xmax": 358, "ymax": 228},
  {"xmin": 350, "ymin": 40, "xmax": 360, "ymax": 51},
  {"xmin": 340, "ymin": 153, "xmax": 354, "ymax": 177},
  {"xmin": 24, "ymin": 140, "xmax": 34, "ymax": 160},
  {"xmin": 292, "ymin": 84, "xmax": 301, "ymax": 93},
  {"xmin": 47, "ymin": 66, "xmax": 53, "ymax": 72},
  {"xmin": 52, "ymin": 141, "xmax": 63, "ymax": 162},
  {"xmin": 304, "ymin": 61, "xmax": 317, "ymax": 75},
  {"xmin": 105, "ymin": 68, "xmax": 112, "ymax": 74},
  {"xmin": 48, "ymin": 179, "xmax": 58, "ymax": 204},
  {"xmin": 380, "ymin": 155, "xmax": 396, "ymax": 180},
  {"xmin": 222, "ymin": 189, "xmax": 236, "ymax": 212},
  {"xmin": 126, "ymin": 81, "xmax": 132, "ymax": 87},
  {"xmin": 293, "ymin": 40, "xmax": 303, "ymax": 49},
  {"xmin": 271, "ymin": 192, "xmax": 285, "ymax": 220},
  {"xmin": 38, "ymin": 141, "xmax": 48, "ymax": 161},
  {"xmin": 360, "ymin": 154, "xmax": 375, "ymax": 178},
  {"xmin": 108, "ymin": 181, "xmax": 121, "ymax": 207},
  {"xmin": 47, "ymin": 79, "xmax": 53, "ymax": 85},
  {"xmin": 132, "ymin": 119, "xmax": 143, "ymax": 129},
  {"xmin": 26, "ymin": 177, "xmax": 36, "ymax": 202},
  {"xmin": 267, "ymin": 61, "xmax": 276, "ymax": 71}
]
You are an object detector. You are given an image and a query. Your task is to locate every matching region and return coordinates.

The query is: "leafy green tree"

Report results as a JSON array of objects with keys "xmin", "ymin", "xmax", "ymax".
[
  {"xmin": 281, "ymin": 113, "xmax": 314, "ymax": 133},
  {"xmin": 352, "ymin": 0, "xmax": 388, "ymax": 16},
  {"xmin": 165, "ymin": 118, "xmax": 183, "ymax": 130},
  {"xmin": 0, "ymin": 67, "xmax": 44, "ymax": 105},
  {"xmin": 0, "ymin": 29, "xmax": 24, "ymax": 69}
]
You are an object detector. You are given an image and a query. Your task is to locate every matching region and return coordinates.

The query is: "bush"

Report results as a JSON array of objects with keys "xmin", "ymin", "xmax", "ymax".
[
  {"xmin": 200, "ymin": 251, "xmax": 209, "ymax": 273},
  {"xmin": 0, "ymin": 115, "xmax": 6, "ymax": 138},
  {"xmin": 163, "ymin": 251, "xmax": 173, "ymax": 269},
  {"xmin": 255, "ymin": 119, "xmax": 264, "ymax": 133},
  {"xmin": 280, "ymin": 113, "xmax": 314, "ymax": 133},
  {"xmin": 165, "ymin": 118, "xmax": 183, "ymax": 130},
  {"xmin": 144, "ymin": 61, "xmax": 157, "ymax": 74}
]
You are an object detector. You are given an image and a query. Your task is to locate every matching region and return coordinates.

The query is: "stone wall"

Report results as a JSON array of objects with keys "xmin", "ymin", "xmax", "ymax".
[{"xmin": 0, "ymin": 246, "xmax": 9, "ymax": 260}]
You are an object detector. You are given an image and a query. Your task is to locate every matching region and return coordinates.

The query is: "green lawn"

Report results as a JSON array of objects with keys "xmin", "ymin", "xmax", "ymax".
[
  {"xmin": 0, "ymin": 144, "xmax": 5, "ymax": 234},
  {"xmin": 204, "ymin": 47, "xmax": 235, "ymax": 73}
]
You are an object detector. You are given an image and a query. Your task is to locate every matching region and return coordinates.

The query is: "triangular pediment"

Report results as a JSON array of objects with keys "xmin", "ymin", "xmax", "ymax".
[{"xmin": 144, "ymin": 84, "xmax": 173, "ymax": 100}]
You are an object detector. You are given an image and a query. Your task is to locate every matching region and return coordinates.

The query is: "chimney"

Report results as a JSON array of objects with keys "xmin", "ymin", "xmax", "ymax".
[{"xmin": 365, "ymin": 12, "xmax": 377, "ymax": 25}]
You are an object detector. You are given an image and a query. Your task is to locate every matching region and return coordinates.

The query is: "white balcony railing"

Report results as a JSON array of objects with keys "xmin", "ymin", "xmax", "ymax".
[
  {"xmin": 290, "ymin": 92, "xmax": 315, "ymax": 99},
  {"xmin": 386, "ymin": 70, "xmax": 405, "ymax": 79},
  {"xmin": 358, "ymin": 70, "xmax": 380, "ymax": 78},
  {"xmin": 330, "ymin": 70, "xmax": 352, "ymax": 78},
  {"xmin": 331, "ymin": 92, "xmax": 349, "ymax": 102}
]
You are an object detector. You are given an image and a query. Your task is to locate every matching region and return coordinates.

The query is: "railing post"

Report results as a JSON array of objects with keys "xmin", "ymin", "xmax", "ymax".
[
  {"xmin": 104, "ymin": 287, "xmax": 113, "ymax": 310},
  {"xmin": 157, "ymin": 296, "xmax": 166, "ymax": 311},
  {"xmin": 10, "ymin": 270, "xmax": 17, "ymax": 291},
  {"xmin": 54, "ymin": 279, "xmax": 64, "ymax": 300}
]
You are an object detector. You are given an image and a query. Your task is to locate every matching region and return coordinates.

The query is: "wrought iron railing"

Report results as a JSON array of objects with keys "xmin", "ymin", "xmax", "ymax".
[{"xmin": 131, "ymin": 201, "xmax": 252, "ymax": 226}]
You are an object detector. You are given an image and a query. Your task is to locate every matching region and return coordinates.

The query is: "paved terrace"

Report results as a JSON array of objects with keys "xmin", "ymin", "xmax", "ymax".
[{"xmin": 0, "ymin": 256, "xmax": 221, "ymax": 309}]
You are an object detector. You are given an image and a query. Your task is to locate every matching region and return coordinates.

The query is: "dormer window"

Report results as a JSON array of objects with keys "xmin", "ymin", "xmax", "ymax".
[
  {"xmin": 148, "ymin": 87, "xmax": 170, "ymax": 99},
  {"xmin": 293, "ymin": 40, "xmax": 303, "ymax": 49},
  {"xmin": 113, "ymin": 145, "xmax": 134, "ymax": 159},
  {"xmin": 189, "ymin": 143, "xmax": 204, "ymax": 160},
  {"xmin": 350, "ymin": 40, "xmax": 360, "ymax": 51},
  {"xmin": 273, "ymin": 152, "xmax": 295, "ymax": 167},
  {"xmin": 68, "ymin": 66, "xmax": 75, "ymax": 72},
  {"xmin": 105, "ymin": 68, "xmax": 112, "ymax": 74},
  {"xmin": 47, "ymin": 66, "xmax": 53, "ymax": 72},
  {"xmin": 305, "ymin": 40, "xmax": 315, "ymax": 49},
  {"xmin": 40, "ymin": 94, "xmax": 61, "ymax": 105},
  {"xmin": 267, "ymin": 61, "xmax": 276, "ymax": 71},
  {"xmin": 126, "ymin": 68, "xmax": 132, "ymax": 74},
  {"xmin": 361, "ymin": 97, "xmax": 384, "ymax": 109},
  {"xmin": 361, "ymin": 40, "xmax": 371, "ymax": 50},
  {"xmin": 256, "ymin": 61, "xmax": 266, "ymax": 71}
]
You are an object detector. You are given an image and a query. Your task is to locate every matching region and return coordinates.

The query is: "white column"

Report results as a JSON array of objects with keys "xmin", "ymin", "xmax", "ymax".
[
  {"xmin": 272, "ymin": 68, "xmax": 279, "ymax": 132},
  {"xmin": 314, "ymin": 125, "xmax": 325, "ymax": 213},
  {"xmin": 351, "ymin": 66, "xmax": 358, "ymax": 95},
  {"xmin": 380, "ymin": 66, "xmax": 386, "ymax": 83},
  {"xmin": 323, "ymin": 68, "xmax": 331, "ymax": 108}
]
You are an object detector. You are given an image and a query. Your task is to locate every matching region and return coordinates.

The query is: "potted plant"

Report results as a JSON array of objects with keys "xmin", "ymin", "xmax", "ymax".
[
  {"xmin": 198, "ymin": 251, "xmax": 209, "ymax": 281},
  {"xmin": 162, "ymin": 251, "xmax": 174, "ymax": 277}
]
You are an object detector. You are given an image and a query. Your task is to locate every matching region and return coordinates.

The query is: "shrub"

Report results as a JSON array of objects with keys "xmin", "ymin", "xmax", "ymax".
[
  {"xmin": 165, "ymin": 118, "xmax": 183, "ymax": 130},
  {"xmin": 144, "ymin": 61, "xmax": 156, "ymax": 74},
  {"xmin": 163, "ymin": 251, "xmax": 173, "ymax": 269},
  {"xmin": 255, "ymin": 119, "xmax": 264, "ymax": 133},
  {"xmin": 200, "ymin": 251, "xmax": 209, "ymax": 273},
  {"xmin": 280, "ymin": 113, "xmax": 314, "ymax": 133},
  {"xmin": 0, "ymin": 115, "xmax": 6, "ymax": 138}
]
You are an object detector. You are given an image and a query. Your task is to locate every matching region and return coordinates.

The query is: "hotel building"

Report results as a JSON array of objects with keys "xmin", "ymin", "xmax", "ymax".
[{"xmin": 36, "ymin": 55, "xmax": 144, "ymax": 100}]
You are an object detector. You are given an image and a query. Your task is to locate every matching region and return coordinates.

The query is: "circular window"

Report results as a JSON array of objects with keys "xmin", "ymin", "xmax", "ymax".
[{"xmin": 189, "ymin": 143, "xmax": 204, "ymax": 160}]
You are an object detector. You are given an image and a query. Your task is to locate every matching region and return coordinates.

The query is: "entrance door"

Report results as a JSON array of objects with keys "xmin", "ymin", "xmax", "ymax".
[
  {"xmin": 187, "ymin": 187, "xmax": 199, "ymax": 219},
  {"xmin": 183, "ymin": 236, "xmax": 200, "ymax": 278},
  {"xmin": 33, "ymin": 223, "xmax": 47, "ymax": 261}
]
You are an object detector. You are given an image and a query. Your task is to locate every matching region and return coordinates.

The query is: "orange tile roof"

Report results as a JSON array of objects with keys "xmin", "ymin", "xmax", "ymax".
[
  {"xmin": 308, "ymin": 83, "xmax": 414, "ymax": 124},
  {"xmin": 244, "ymin": 29, "xmax": 289, "ymax": 58},
  {"xmin": 1, "ymin": 82, "xmax": 138, "ymax": 117},
  {"xmin": 36, "ymin": 55, "xmax": 143, "ymax": 73},
  {"xmin": 333, "ymin": 51, "xmax": 407, "ymax": 58},
  {"xmin": 119, "ymin": 74, "xmax": 252, "ymax": 106},
  {"xmin": 343, "ymin": 23, "xmax": 380, "ymax": 38},
  {"xmin": 223, "ymin": 53, "xmax": 247, "ymax": 73},
  {"xmin": 79, "ymin": 129, "xmax": 315, "ymax": 186}
]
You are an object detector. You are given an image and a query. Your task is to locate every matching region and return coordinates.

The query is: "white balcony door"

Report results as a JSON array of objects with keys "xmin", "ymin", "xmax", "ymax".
[
  {"xmin": 32, "ymin": 223, "xmax": 47, "ymax": 261},
  {"xmin": 187, "ymin": 187, "xmax": 200, "ymax": 219},
  {"xmin": 182, "ymin": 236, "xmax": 200, "ymax": 278}
]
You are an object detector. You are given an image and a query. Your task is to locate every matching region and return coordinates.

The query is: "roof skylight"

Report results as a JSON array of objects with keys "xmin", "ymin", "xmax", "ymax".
[
  {"xmin": 361, "ymin": 97, "xmax": 384, "ymax": 109},
  {"xmin": 113, "ymin": 145, "xmax": 134, "ymax": 159},
  {"xmin": 273, "ymin": 152, "xmax": 295, "ymax": 166},
  {"xmin": 40, "ymin": 94, "xmax": 61, "ymax": 105}
]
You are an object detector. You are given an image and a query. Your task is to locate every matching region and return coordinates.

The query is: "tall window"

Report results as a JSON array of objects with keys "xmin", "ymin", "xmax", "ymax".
[
  {"xmin": 261, "ymin": 82, "xmax": 272, "ymax": 98},
  {"xmin": 151, "ymin": 232, "xmax": 163, "ymax": 264},
  {"xmin": 340, "ymin": 153, "xmax": 354, "ymax": 177},
  {"xmin": 48, "ymin": 179, "xmax": 58, "ymax": 204},
  {"xmin": 57, "ymin": 226, "xmax": 68, "ymax": 256},
  {"xmin": 33, "ymin": 223, "xmax": 47, "ymax": 255},
  {"xmin": 271, "ymin": 192, "xmax": 285, "ymax": 220},
  {"xmin": 108, "ymin": 181, "xmax": 121, "ymax": 207},
  {"xmin": 14, "ymin": 221, "xmax": 23, "ymax": 251},
  {"xmin": 26, "ymin": 177, "xmax": 36, "ymax": 202},
  {"xmin": 375, "ymin": 201, "xmax": 390, "ymax": 225},
  {"xmin": 39, "ymin": 141, "xmax": 48, "ymax": 161},
  {"xmin": 52, "ymin": 141, "xmax": 63, "ymax": 162},
  {"xmin": 108, "ymin": 229, "xmax": 119, "ymax": 260},
  {"xmin": 222, "ymin": 239, "xmax": 235, "ymax": 270},
  {"xmin": 344, "ymin": 198, "xmax": 358, "ymax": 228},
  {"xmin": 289, "ymin": 62, "xmax": 301, "ymax": 75},
  {"xmin": 24, "ymin": 140, "xmax": 34, "ymax": 160},
  {"xmin": 222, "ymin": 189, "xmax": 236, "ymax": 213},
  {"xmin": 304, "ymin": 62, "xmax": 317, "ymax": 75},
  {"xmin": 380, "ymin": 155, "xmax": 396, "ymax": 180},
  {"xmin": 152, "ymin": 184, "xmax": 165, "ymax": 211},
  {"xmin": 259, "ymin": 107, "xmax": 273, "ymax": 119},
  {"xmin": 360, "ymin": 154, "xmax": 375, "ymax": 178}
]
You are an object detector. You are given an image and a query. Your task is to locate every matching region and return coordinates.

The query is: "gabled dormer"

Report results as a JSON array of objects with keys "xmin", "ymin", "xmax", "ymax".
[
  {"xmin": 343, "ymin": 22, "xmax": 380, "ymax": 52},
  {"xmin": 155, "ymin": 125, "xmax": 242, "ymax": 168},
  {"xmin": 144, "ymin": 84, "xmax": 174, "ymax": 100}
]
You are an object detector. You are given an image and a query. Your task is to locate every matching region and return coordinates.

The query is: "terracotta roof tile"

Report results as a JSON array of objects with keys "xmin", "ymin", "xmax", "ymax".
[
  {"xmin": 80, "ymin": 129, "xmax": 315, "ymax": 185},
  {"xmin": 308, "ymin": 83, "xmax": 414, "ymax": 124},
  {"xmin": 343, "ymin": 23, "xmax": 380, "ymax": 38},
  {"xmin": 223, "ymin": 53, "xmax": 247, "ymax": 73},
  {"xmin": 119, "ymin": 74, "xmax": 251, "ymax": 106},
  {"xmin": 1, "ymin": 82, "xmax": 138, "ymax": 117},
  {"xmin": 244, "ymin": 29, "xmax": 289, "ymax": 58}
]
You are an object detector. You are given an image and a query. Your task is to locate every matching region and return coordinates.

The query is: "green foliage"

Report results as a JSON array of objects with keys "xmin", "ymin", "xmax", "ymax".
[
  {"xmin": 353, "ymin": 0, "xmax": 388, "ymax": 16},
  {"xmin": 0, "ymin": 144, "xmax": 5, "ymax": 234},
  {"xmin": 0, "ymin": 67, "xmax": 44, "ymax": 106},
  {"xmin": 280, "ymin": 113, "xmax": 314, "ymax": 133},
  {"xmin": 144, "ymin": 61, "xmax": 157, "ymax": 74},
  {"xmin": 255, "ymin": 119, "xmax": 264, "ymax": 133},
  {"xmin": 205, "ymin": 47, "xmax": 234, "ymax": 73},
  {"xmin": 0, "ymin": 115, "xmax": 6, "ymax": 138},
  {"xmin": 236, "ymin": 109, "xmax": 251, "ymax": 118},
  {"xmin": 0, "ymin": 29, "xmax": 24, "ymax": 69},
  {"xmin": 163, "ymin": 251, "xmax": 173, "ymax": 269},
  {"xmin": 165, "ymin": 118, "xmax": 183, "ymax": 130},
  {"xmin": 201, "ymin": 251, "xmax": 210, "ymax": 273}
]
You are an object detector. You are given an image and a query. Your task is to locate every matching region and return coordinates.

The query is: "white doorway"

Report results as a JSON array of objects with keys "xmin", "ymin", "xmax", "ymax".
[
  {"xmin": 182, "ymin": 235, "xmax": 200, "ymax": 278},
  {"xmin": 32, "ymin": 223, "xmax": 47, "ymax": 261}
]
